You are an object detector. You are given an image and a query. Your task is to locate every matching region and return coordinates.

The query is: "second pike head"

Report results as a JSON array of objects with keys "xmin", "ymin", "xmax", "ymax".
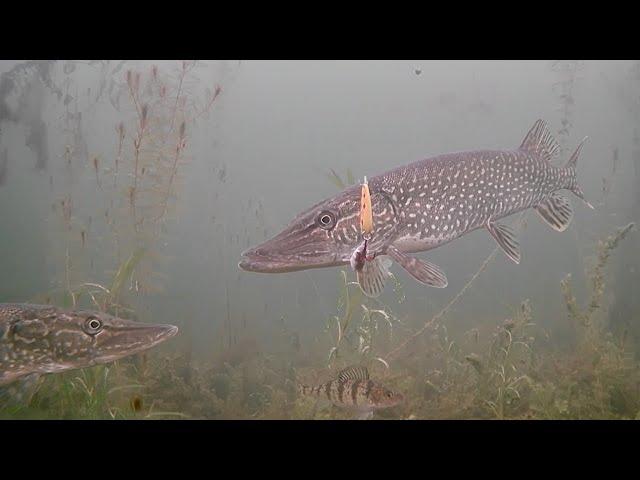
[
  {"xmin": 53, "ymin": 311, "xmax": 178, "ymax": 367},
  {"xmin": 239, "ymin": 182, "xmax": 398, "ymax": 273},
  {"xmin": 0, "ymin": 304, "xmax": 179, "ymax": 385},
  {"xmin": 74, "ymin": 311, "xmax": 179, "ymax": 365}
]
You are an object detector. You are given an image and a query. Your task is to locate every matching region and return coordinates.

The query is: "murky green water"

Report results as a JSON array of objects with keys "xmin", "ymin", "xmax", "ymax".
[{"xmin": 1, "ymin": 60, "xmax": 639, "ymax": 419}]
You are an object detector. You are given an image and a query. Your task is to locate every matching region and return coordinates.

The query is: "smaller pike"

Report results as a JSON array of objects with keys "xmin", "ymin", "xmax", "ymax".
[
  {"xmin": 0, "ymin": 303, "xmax": 178, "ymax": 403},
  {"xmin": 298, "ymin": 366, "xmax": 404, "ymax": 419}
]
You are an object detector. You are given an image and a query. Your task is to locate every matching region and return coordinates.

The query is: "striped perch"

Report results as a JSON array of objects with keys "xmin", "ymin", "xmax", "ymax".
[{"xmin": 298, "ymin": 366, "xmax": 403, "ymax": 419}]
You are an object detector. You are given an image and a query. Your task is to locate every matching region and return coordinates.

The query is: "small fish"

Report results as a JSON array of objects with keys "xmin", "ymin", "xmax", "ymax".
[
  {"xmin": 239, "ymin": 120, "xmax": 592, "ymax": 295},
  {"xmin": 298, "ymin": 366, "xmax": 404, "ymax": 419}
]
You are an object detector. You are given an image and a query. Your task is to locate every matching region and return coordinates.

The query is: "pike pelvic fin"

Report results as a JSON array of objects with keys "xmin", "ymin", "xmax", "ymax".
[
  {"xmin": 387, "ymin": 245, "xmax": 448, "ymax": 288},
  {"xmin": 535, "ymin": 192, "xmax": 574, "ymax": 232},
  {"xmin": 487, "ymin": 219, "xmax": 521, "ymax": 264},
  {"xmin": 356, "ymin": 256, "xmax": 392, "ymax": 298},
  {"xmin": 519, "ymin": 119, "xmax": 560, "ymax": 163}
]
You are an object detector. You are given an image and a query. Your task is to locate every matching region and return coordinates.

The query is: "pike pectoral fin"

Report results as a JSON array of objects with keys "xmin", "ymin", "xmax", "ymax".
[
  {"xmin": 356, "ymin": 256, "xmax": 392, "ymax": 298},
  {"xmin": 387, "ymin": 245, "xmax": 448, "ymax": 288},
  {"xmin": 535, "ymin": 192, "xmax": 573, "ymax": 232},
  {"xmin": 0, "ymin": 373, "xmax": 43, "ymax": 408},
  {"xmin": 486, "ymin": 220, "xmax": 521, "ymax": 264}
]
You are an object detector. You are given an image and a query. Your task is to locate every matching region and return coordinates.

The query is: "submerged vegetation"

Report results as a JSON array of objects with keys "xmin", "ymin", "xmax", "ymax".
[
  {"xmin": 2, "ymin": 61, "xmax": 640, "ymax": 420},
  {"xmin": 44, "ymin": 61, "xmax": 223, "ymax": 315},
  {"xmin": 3, "ymin": 185, "xmax": 636, "ymax": 420}
]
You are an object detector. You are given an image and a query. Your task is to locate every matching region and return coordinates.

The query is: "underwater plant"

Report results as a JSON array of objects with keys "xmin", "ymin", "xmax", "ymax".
[
  {"xmin": 43, "ymin": 61, "xmax": 223, "ymax": 314},
  {"xmin": 560, "ymin": 223, "xmax": 635, "ymax": 346},
  {"xmin": 550, "ymin": 60, "xmax": 583, "ymax": 157},
  {"xmin": 0, "ymin": 61, "xmax": 62, "ymax": 171}
]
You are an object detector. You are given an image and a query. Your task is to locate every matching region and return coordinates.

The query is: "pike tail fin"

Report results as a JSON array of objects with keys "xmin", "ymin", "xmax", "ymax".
[{"xmin": 564, "ymin": 136, "xmax": 594, "ymax": 209}]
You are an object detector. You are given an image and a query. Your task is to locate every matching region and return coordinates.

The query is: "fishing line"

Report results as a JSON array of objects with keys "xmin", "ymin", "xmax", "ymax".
[{"xmin": 384, "ymin": 210, "xmax": 529, "ymax": 362}]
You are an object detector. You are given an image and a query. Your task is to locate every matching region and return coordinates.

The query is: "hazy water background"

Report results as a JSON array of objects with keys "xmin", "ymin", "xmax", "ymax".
[{"xmin": 1, "ymin": 60, "xmax": 639, "ymax": 418}]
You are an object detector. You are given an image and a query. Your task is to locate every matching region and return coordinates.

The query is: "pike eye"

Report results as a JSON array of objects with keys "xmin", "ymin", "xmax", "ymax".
[
  {"xmin": 84, "ymin": 316, "xmax": 103, "ymax": 335},
  {"xmin": 316, "ymin": 211, "xmax": 336, "ymax": 230}
]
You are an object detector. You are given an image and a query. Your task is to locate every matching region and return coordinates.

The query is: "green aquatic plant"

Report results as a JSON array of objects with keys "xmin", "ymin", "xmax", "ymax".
[
  {"xmin": 324, "ymin": 167, "xmax": 355, "ymax": 190},
  {"xmin": 561, "ymin": 223, "xmax": 635, "ymax": 340},
  {"xmin": 326, "ymin": 270, "xmax": 362, "ymax": 363},
  {"xmin": 4, "ymin": 364, "xmax": 135, "ymax": 420},
  {"xmin": 471, "ymin": 302, "xmax": 537, "ymax": 419},
  {"xmin": 550, "ymin": 60, "xmax": 583, "ymax": 157},
  {"xmin": 44, "ymin": 61, "xmax": 224, "ymax": 317},
  {"xmin": 397, "ymin": 299, "xmax": 537, "ymax": 420},
  {"xmin": 109, "ymin": 247, "xmax": 146, "ymax": 304},
  {"xmin": 325, "ymin": 268, "xmax": 406, "ymax": 372},
  {"xmin": 399, "ymin": 223, "xmax": 640, "ymax": 420},
  {"xmin": 385, "ymin": 212, "xmax": 529, "ymax": 364}
]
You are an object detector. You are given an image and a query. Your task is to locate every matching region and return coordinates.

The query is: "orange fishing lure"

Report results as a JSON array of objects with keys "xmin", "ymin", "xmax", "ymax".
[{"xmin": 360, "ymin": 176, "xmax": 373, "ymax": 235}]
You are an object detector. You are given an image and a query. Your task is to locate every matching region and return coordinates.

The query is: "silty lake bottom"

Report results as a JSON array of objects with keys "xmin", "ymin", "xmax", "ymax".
[{"xmin": 1, "ymin": 60, "xmax": 639, "ymax": 420}]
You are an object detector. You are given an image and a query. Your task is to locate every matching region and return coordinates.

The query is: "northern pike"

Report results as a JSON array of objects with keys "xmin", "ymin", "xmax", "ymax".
[
  {"xmin": 0, "ymin": 303, "xmax": 178, "ymax": 402},
  {"xmin": 239, "ymin": 120, "xmax": 592, "ymax": 296},
  {"xmin": 298, "ymin": 366, "xmax": 404, "ymax": 419}
]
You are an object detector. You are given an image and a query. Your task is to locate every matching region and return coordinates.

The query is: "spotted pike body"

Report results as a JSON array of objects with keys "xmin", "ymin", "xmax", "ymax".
[
  {"xmin": 239, "ymin": 120, "xmax": 591, "ymax": 296},
  {"xmin": 298, "ymin": 366, "xmax": 403, "ymax": 414},
  {"xmin": 364, "ymin": 145, "xmax": 577, "ymax": 257},
  {"xmin": 0, "ymin": 303, "xmax": 178, "ymax": 389}
]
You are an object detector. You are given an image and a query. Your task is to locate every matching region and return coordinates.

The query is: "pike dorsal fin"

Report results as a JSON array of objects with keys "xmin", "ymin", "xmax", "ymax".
[
  {"xmin": 535, "ymin": 192, "xmax": 574, "ymax": 232},
  {"xmin": 519, "ymin": 119, "xmax": 560, "ymax": 162},
  {"xmin": 338, "ymin": 366, "xmax": 370, "ymax": 383},
  {"xmin": 486, "ymin": 220, "xmax": 521, "ymax": 264}
]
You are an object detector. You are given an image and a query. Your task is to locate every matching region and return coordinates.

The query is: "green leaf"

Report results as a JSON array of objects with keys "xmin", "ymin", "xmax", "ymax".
[
  {"xmin": 325, "ymin": 168, "xmax": 346, "ymax": 190},
  {"xmin": 110, "ymin": 248, "xmax": 146, "ymax": 300}
]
